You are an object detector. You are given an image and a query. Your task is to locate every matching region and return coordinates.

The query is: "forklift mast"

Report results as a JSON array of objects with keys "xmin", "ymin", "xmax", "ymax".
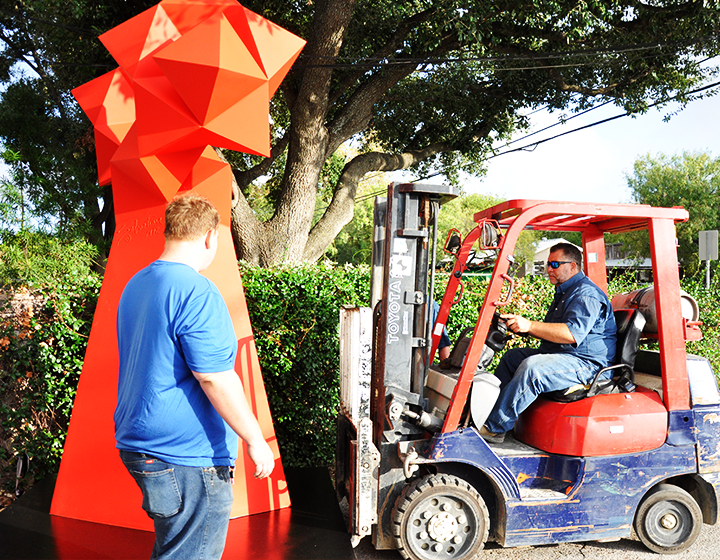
[
  {"xmin": 371, "ymin": 183, "xmax": 459, "ymax": 443},
  {"xmin": 338, "ymin": 182, "xmax": 458, "ymax": 547}
]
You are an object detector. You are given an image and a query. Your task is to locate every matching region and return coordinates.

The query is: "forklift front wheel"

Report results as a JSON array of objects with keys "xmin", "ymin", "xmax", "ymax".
[
  {"xmin": 392, "ymin": 474, "xmax": 489, "ymax": 560},
  {"xmin": 634, "ymin": 483, "xmax": 702, "ymax": 554}
]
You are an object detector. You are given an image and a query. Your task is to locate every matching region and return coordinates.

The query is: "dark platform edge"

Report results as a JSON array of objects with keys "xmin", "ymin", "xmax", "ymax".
[{"xmin": 0, "ymin": 467, "xmax": 353, "ymax": 560}]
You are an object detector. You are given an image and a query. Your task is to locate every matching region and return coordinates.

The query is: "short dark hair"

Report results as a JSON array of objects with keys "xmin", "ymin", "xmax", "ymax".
[{"xmin": 550, "ymin": 242, "xmax": 582, "ymax": 267}]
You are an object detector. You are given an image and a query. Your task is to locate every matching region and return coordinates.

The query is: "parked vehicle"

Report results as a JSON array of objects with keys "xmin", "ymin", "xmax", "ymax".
[{"xmin": 337, "ymin": 183, "xmax": 719, "ymax": 559}]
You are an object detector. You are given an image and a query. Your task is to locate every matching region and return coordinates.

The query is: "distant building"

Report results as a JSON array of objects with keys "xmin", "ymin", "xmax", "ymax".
[
  {"xmin": 605, "ymin": 242, "xmax": 653, "ymax": 282},
  {"xmin": 519, "ymin": 239, "xmax": 652, "ymax": 282}
]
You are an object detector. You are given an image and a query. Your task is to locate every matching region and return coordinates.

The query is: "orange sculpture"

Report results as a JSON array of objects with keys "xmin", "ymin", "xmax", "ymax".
[{"xmin": 49, "ymin": 0, "xmax": 305, "ymax": 531}]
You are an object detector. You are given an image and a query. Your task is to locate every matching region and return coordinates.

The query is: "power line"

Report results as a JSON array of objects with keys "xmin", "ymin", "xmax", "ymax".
[
  {"xmin": 487, "ymin": 80, "xmax": 720, "ymax": 159},
  {"xmin": 496, "ymin": 99, "xmax": 615, "ymax": 150},
  {"xmin": 5, "ymin": 4, "xmax": 718, "ymax": 64},
  {"xmin": 295, "ymin": 34, "xmax": 720, "ymax": 70},
  {"xmin": 3, "ymin": 7, "xmax": 719, "ymax": 75},
  {"xmin": 311, "ymin": 78, "xmax": 720, "ymax": 215},
  {"xmin": 43, "ymin": 47, "xmax": 687, "ymax": 74},
  {"xmin": 0, "ymin": 7, "xmax": 93, "ymax": 35}
]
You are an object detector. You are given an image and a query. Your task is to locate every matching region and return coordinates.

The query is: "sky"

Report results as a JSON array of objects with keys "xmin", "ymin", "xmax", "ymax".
[{"xmin": 468, "ymin": 90, "xmax": 720, "ymax": 205}]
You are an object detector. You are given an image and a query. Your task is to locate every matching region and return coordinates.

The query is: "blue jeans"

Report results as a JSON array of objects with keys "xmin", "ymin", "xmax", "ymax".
[
  {"xmin": 484, "ymin": 348, "xmax": 604, "ymax": 433},
  {"xmin": 120, "ymin": 451, "xmax": 234, "ymax": 560}
]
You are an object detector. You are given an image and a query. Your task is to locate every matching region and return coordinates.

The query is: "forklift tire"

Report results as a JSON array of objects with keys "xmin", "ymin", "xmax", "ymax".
[
  {"xmin": 392, "ymin": 474, "xmax": 489, "ymax": 560},
  {"xmin": 634, "ymin": 483, "xmax": 702, "ymax": 554}
]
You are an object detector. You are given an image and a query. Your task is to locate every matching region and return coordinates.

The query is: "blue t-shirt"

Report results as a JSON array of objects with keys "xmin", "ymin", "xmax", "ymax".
[
  {"xmin": 115, "ymin": 261, "xmax": 238, "ymax": 467},
  {"xmin": 538, "ymin": 271, "xmax": 617, "ymax": 367}
]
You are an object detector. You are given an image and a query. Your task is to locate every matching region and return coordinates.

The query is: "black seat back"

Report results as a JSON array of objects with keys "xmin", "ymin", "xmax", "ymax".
[
  {"xmin": 448, "ymin": 326, "xmax": 474, "ymax": 368},
  {"xmin": 613, "ymin": 308, "xmax": 646, "ymax": 372}
]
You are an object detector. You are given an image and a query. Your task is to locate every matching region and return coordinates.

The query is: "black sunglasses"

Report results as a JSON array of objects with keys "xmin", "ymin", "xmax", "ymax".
[{"xmin": 547, "ymin": 261, "xmax": 574, "ymax": 269}]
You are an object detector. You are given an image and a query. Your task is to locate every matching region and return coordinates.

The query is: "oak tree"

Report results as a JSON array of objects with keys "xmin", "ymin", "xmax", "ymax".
[
  {"xmin": 1, "ymin": 0, "xmax": 720, "ymax": 265},
  {"xmin": 626, "ymin": 151, "xmax": 720, "ymax": 270}
]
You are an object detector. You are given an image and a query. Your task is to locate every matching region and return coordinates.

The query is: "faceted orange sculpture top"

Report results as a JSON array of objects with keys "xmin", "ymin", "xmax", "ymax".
[{"xmin": 72, "ymin": 0, "xmax": 305, "ymax": 189}]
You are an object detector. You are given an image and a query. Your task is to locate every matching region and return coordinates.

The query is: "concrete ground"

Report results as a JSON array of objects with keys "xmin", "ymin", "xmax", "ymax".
[{"xmin": 339, "ymin": 496, "xmax": 720, "ymax": 560}]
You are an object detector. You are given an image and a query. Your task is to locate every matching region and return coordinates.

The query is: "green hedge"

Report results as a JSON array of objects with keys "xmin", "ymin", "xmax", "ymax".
[
  {"xmin": 1, "ymin": 263, "xmax": 720, "ymax": 496},
  {"xmin": 0, "ymin": 273, "xmax": 100, "ymax": 496},
  {"xmin": 681, "ymin": 275, "xmax": 720, "ymax": 367},
  {"xmin": 240, "ymin": 262, "xmax": 370, "ymax": 468}
]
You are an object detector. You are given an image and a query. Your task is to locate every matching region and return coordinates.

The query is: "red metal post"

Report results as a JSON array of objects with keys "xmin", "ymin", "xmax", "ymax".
[
  {"xmin": 582, "ymin": 225, "xmax": 608, "ymax": 294},
  {"xmin": 648, "ymin": 217, "xmax": 691, "ymax": 411}
]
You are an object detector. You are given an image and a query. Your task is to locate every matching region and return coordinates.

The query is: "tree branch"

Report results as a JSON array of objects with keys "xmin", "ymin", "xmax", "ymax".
[
  {"xmin": 325, "ymin": 31, "xmax": 462, "ymax": 156},
  {"xmin": 329, "ymin": 6, "xmax": 440, "ymax": 105},
  {"xmin": 302, "ymin": 143, "xmax": 453, "ymax": 262},
  {"xmin": 231, "ymin": 132, "xmax": 290, "ymax": 192},
  {"xmin": 212, "ymin": 148, "xmax": 262, "ymax": 261},
  {"xmin": 0, "ymin": 29, "xmax": 43, "ymax": 78}
]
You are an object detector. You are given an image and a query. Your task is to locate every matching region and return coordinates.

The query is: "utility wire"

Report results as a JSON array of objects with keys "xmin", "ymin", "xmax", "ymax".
[
  {"xmin": 488, "ymin": 80, "xmax": 720, "ymax": 160},
  {"xmin": 5, "ymin": 4, "xmax": 718, "ymax": 64},
  {"xmin": 0, "ymin": 7, "xmax": 92, "ymax": 35},
  {"xmin": 312, "ymin": 78, "xmax": 720, "ymax": 216},
  {"xmin": 295, "ymin": 34, "xmax": 720, "ymax": 70},
  {"xmin": 496, "ymin": 99, "xmax": 615, "ymax": 150},
  {"xmin": 3, "ymin": 6, "xmax": 719, "ymax": 73}
]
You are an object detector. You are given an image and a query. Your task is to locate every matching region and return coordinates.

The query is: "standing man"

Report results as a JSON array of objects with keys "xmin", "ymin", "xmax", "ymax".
[
  {"xmin": 480, "ymin": 243, "xmax": 617, "ymax": 443},
  {"xmin": 115, "ymin": 195, "xmax": 275, "ymax": 559}
]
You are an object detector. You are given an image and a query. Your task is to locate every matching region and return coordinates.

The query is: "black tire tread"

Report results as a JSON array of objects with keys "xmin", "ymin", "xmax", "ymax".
[{"xmin": 391, "ymin": 474, "xmax": 489, "ymax": 560}]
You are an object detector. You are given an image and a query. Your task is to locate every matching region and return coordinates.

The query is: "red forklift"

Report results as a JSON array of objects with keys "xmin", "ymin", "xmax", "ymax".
[{"xmin": 336, "ymin": 183, "xmax": 720, "ymax": 560}]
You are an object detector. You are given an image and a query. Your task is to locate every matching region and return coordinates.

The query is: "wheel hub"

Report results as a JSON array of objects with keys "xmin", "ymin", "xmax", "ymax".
[
  {"xmin": 427, "ymin": 512, "xmax": 458, "ymax": 542},
  {"xmin": 660, "ymin": 513, "xmax": 678, "ymax": 530}
]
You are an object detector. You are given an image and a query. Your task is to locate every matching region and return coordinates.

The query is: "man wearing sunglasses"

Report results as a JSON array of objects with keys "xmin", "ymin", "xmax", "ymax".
[{"xmin": 480, "ymin": 242, "xmax": 617, "ymax": 443}]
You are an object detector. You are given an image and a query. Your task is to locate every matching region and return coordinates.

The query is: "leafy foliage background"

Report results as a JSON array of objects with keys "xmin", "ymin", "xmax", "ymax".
[
  {"xmin": 0, "ymin": 274, "xmax": 100, "ymax": 500},
  {"xmin": 240, "ymin": 262, "xmax": 370, "ymax": 468},
  {"xmin": 1, "ymin": 260, "xmax": 719, "ymax": 499}
]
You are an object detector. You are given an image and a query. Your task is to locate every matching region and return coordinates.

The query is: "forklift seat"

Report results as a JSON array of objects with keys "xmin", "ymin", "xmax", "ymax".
[
  {"xmin": 514, "ymin": 309, "xmax": 668, "ymax": 457},
  {"xmin": 447, "ymin": 326, "xmax": 474, "ymax": 368},
  {"xmin": 544, "ymin": 309, "xmax": 646, "ymax": 403}
]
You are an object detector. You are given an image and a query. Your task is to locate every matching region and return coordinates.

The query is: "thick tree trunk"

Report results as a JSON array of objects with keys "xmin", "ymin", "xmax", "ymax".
[
  {"xmin": 227, "ymin": 3, "xmax": 469, "ymax": 267},
  {"xmin": 230, "ymin": 0, "xmax": 357, "ymax": 267}
]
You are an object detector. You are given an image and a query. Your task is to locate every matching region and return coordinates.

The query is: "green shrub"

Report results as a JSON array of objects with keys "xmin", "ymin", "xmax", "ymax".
[
  {"xmin": 1, "ymin": 259, "xmax": 719, "ymax": 490},
  {"xmin": 0, "ymin": 230, "xmax": 100, "ymax": 286},
  {"xmin": 681, "ymin": 272, "xmax": 720, "ymax": 370},
  {"xmin": 0, "ymin": 272, "xmax": 100, "ymax": 494},
  {"xmin": 240, "ymin": 262, "xmax": 370, "ymax": 468},
  {"xmin": 242, "ymin": 265, "xmax": 720, "ymax": 469},
  {"xmin": 433, "ymin": 273, "xmax": 554, "ymax": 358}
]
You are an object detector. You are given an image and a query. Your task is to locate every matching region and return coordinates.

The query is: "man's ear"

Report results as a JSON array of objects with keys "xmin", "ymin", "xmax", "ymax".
[
  {"xmin": 204, "ymin": 228, "xmax": 214, "ymax": 249},
  {"xmin": 204, "ymin": 226, "xmax": 220, "ymax": 249}
]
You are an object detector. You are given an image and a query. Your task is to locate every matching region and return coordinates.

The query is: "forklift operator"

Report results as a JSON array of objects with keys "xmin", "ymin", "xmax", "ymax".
[{"xmin": 479, "ymin": 242, "xmax": 617, "ymax": 444}]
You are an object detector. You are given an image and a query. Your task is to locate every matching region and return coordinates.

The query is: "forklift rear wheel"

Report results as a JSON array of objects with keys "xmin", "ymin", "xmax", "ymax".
[
  {"xmin": 634, "ymin": 483, "xmax": 702, "ymax": 554},
  {"xmin": 392, "ymin": 474, "xmax": 489, "ymax": 560}
]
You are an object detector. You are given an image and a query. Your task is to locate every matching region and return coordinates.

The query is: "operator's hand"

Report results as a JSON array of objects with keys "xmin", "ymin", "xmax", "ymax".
[
  {"xmin": 247, "ymin": 440, "xmax": 275, "ymax": 479},
  {"xmin": 501, "ymin": 313, "xmax": 532, "ymax": 335}
]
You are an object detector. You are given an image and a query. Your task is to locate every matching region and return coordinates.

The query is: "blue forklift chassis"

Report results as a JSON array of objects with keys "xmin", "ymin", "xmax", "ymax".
[{"xmin": 418, "ymin": 408, "xmax": 720, "ymax": 548}]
